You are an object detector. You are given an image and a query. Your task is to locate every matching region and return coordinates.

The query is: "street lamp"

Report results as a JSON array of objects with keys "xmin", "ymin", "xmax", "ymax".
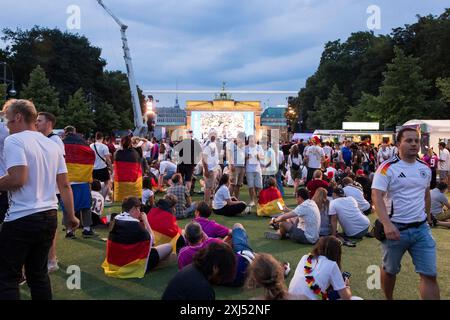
[{"xmin": 1, "ymin": 62, "xmax": 16, "ymax": 100}]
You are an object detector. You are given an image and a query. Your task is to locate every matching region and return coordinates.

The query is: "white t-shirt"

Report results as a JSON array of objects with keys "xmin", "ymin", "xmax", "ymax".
[
  {"xmin": 245, "ymin": 145, "xmax": 263, "ymax": 173},
  {"xmin": 261, "ymin": 148, "xmax": 277, "ymax": 176},
  {"xmin": 305, "ymin": 145, "xmax": 324, "ymax": 169},
  {"xmin": 377, "ymin": 147, "xmax": 393, "ymax": 165},
  {"xmin": 90, "ymin": 142, "xmax": 110, "ymax": 170},
  {"xmin": 329, "ymin": 197, "xmax": 370, "ymax": 236},
  {"xmin": 4, "ymin": 130, "xmax": 67, "ymax": 222},
  {"xmin": 439, "ymin": 148, "xmax": 450, "ymax": 171},
  {"xmin": 288, "ymin": 154, "xmax": 302, "ymax": 167},
  {"xmin": 213, "ymin": 185, "xmax": 231, "ymax": 210},
  {"xmin": 48, "ymin": 134, "xmax": 65, "ymax": 194},
  {"xmin": 228, "ymin": 143, "xmax": 246, "ymax": 167},
  {"xmin": 372, "ymin": 157, "xmax": 431, "ymax": 224},
  {"xmin": 91, "ymin": 191, "xmax": 105, "ymax": 216},
  {"xmin": 293, "ymin": 199, "xmax": 321, "ymax": 243},
  {"xmin": 203, "ymin": 142, "xmax": 220, "ymax": 171},
  {"xmin": 142, "ymin": 188, "xmax": 154, "ymax": 205},
  {"xmin": 0, "ymin": 122, "xmax": 9, "ymax": 177},
  {"xmin": 159, "ymin": 160, "xmax": 177, "ymax": 175},
  {"xmin": 430, "ymin": 188, "xmax": 449, "ymax": 217},
  {"xmin": 323, "ymin": 145, "xmax": 333, "ymax": 160},
  {"xmin": 289, "ymin": 255, "xmax": 346, "ymax": 300},
  {"xmin": 343, "ymin": 185, "xmax": 371, "ymax": 212}
]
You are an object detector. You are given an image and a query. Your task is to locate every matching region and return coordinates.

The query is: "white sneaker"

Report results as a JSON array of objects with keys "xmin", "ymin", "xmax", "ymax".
[
  {"xmin": 48, "ymin": 260, "xmax": 59, "ymax": 273},
  {"xmin": 243, "ymin": 206, "xmax": 251, "ymax": 215},
  {"xmin": 248, "ymin": 201, "xmax": 255, "ymax": 207}
]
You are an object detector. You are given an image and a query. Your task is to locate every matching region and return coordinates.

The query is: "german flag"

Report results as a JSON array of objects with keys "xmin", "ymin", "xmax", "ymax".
[
  {"xmin": 147, "ymin": 205, "xmax": 181, "ymax": 252},
  {"xmin": 102, "ymin": 213, "xmax": 151, "ymax": 279},
  {"xmin": 257, "ymin": 186, "xmax": 285, "ymax": 217},
  {"xmin": 114, "ymin": 149, "xmax": 143, "ymax": 201},
  {"xmin": 63, "ymin": 134, "xmax": 95, "ymax": 183}
]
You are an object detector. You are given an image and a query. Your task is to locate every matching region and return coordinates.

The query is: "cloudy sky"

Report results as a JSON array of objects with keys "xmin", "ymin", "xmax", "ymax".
[{"xmin": 1, "ymin": 0, "xmax": 448, "ymax": 108}]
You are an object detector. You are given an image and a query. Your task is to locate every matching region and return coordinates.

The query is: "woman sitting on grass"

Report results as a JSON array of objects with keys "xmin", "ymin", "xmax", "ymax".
[
  {"xmin": 246, "ymin": 253, "xmax": 306, "ymax": 300},
  {"xmin": 288, "ymin": 236, "xmax": 360, "ymax": 300},
  {"xmin": 102, "ymin": 197, "xmax": 172, "ymax": 279},
  {"xmin": 213, "ymin": 174, "xmax": 250, "ymax": 216},
  {"xmin": 312, "ymin": 187, "xmax": 331, "ymax": 236}
]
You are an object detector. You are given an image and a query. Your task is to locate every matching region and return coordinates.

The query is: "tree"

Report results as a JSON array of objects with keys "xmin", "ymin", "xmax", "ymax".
[
  {"xmin": 346, "ymin": 92, "xmax": 382, "ymax": 123},
  {"xmin": 377, "ymin": 47, "xmax": 431, "ymax": 128},
  {"xmin": 312, "ymin": 84, "xmax": 350, "ymax": 129},
  {"xmin": 61, "ymin": 88, "xmax": 95, "ymax": 135},
  {"xmin": 437, "ymin": 77, "xmax": 450, "ymax": 102},
  {"xmin": 21, "ymin": 65, "xmax": 61, "ymax": 116},
  {"xmin": 0, "ymin": 84, "xmax": 6, "ymax": 107},
  {"xmin": 94, "ymin": 101, "xmax": 121, "ymax": 134}
]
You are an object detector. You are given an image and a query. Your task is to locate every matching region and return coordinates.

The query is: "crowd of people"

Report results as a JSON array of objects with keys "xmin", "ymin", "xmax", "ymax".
[{"xmin": 0, "ymin": 99, "xmax": 448, "ymax": 300}]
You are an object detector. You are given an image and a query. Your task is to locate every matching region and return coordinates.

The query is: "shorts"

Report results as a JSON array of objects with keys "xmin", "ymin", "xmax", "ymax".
[
  {"xmin": 290, "ymin": 168, "xmax": 301, "ymax": 180},
  {"xmin": 381, "ymin": 222, "xmax": 437, "ymax": 277},
  {"xmin": 60, "ymin": 183, "xmax": 92, "ymax": 212},
  {"xmin": 288, "ymin": 225, "xmax": 311, "ymax": 244},
  {"xmin": 163, "ymin": 171, "xmax": 176, "ymax": 181},
  {"xmin": 93, "ymin": 167, "xmax": 110, "ymax": 182},
  {"xmin": 146, "ymin": 248, "xmax": 160, "ymax": 273},
  {"xmin": 246, "ymin": 172, "xmax": 262, "ymax": 189},
  {"xmin": 438, "ymin": 170, "xmax": 448, "ymax": 181},
  {"xmin": 347, "ymin": 226, "xmax": 369, "ymax": 239},
  {"xmin": 177, "ymin": 164, "xmax": 195, "ymax": 182},
  {"xmin": 436, "ymin": 210, "xmax": 450, "ymax": 221},
  {"xmin": 232, "ymin": 226, "xmax": 252, "ymax": 253},
  {"xmin": 204, "ymin": 168, "xmax": 220, "ymax": 189},
  {"xmin": 230, "ymin": 167, "xmax": 245, "ymax": 186}
]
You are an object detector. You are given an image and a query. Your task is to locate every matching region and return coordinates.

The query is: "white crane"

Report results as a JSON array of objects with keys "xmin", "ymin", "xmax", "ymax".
[{"xmin": 96, "ymin": 0, "xmax": 146, "ymax": 137}]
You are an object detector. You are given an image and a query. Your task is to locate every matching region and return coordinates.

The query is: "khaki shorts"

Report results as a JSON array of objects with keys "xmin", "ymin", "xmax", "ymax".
[
  {"xmin": 204, "ymin": 168, "xmax": 221, "ymax": 189},
  {"xmin": 436, "ymin": 210, "xmax": 450, "ymax": 221},
  {"xmin": 231, "ymin": 167, "xmax": 245, "ymax": 186}
]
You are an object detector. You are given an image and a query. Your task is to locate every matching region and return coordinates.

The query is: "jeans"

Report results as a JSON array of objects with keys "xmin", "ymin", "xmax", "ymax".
[
  {"xmin": 276, "ymin": 170, "xmax": 285, "ymax": 196},
  {"xmin": 0, "ymin": 210, "xmax": 57, "ymax": 300}
]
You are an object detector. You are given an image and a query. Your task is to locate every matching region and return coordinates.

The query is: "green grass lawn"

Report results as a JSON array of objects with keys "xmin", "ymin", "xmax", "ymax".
[{"xmin": 19, "ymin": 186, "xmax": 450, "ymax": 300}]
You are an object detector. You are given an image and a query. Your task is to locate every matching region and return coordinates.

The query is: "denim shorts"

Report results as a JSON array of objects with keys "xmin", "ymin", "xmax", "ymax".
[
  {"xmin": 232, "ymin": 227, "xmax": 252, "ymax": 253},
  {"xmin": 381, "ymin": 222, "xmax": 437, "ymax": 277}
]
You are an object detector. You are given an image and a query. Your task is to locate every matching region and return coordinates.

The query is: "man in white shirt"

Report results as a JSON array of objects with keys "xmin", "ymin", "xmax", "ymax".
[
  {"xmin": 90, "ymin": 132, "xmax": 112, "ymax": 200},
  {"xmin": 0, "ymin": 99, "xmax": 79, "ymax": 300},
  {"xmin": 438, "ymin": 142, "xmax": 449, "ymax": 185},
  {"xmin": 329, "ymin": 187, "xmax": 370, "ymax": 239},
  {"xmin": 36, "ymin": 112, "xmax": 66, "ymax": 273},
  {"xmin": 245, "ymin": 135, "xmax": 263, "ymax": 206},
  {"xmin": 0, "ymin": 118, "xmax": 9, "ymax": 224},
  {"xmin": 372, "ymin": 127, "xmax": 439, "ymax": 300},
  {"xmin": 304, "ymin": 136, "xmax": 325, "ymax": 183},
  {"xmin": 227, "ymin": 132, "xmax": 246, "ymax": 199},
  {"xmin": 377, "ymin": 141, "xmax": 393, "ymax": 168},
  {"xmin": 158, "ymin": 159, "xmax": 177, "ymax": 191},
  {"xmin": 202, "ymin": 130, "xmax": 221, "ymax": 206},
  {"xmin": 266, "ymin": 188, "xmax": 320, "ymax": 244},
  {"xmin": 341, "ymin": 177, "xmax": 371, "ymax": 215}
]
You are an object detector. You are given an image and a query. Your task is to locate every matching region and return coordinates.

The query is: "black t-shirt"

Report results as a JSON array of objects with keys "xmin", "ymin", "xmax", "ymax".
[
  {"xmin": 355, "ymin": 176, "xmax": 372, "ymax": 201},
  {"xmin": 162, "ymin": 264, "xmax": 215, "ymax": 300}
]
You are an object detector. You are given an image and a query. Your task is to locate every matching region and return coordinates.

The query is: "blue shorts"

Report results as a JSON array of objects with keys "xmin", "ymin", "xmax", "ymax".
[
  {"xmin": 163, "ymin": 171, "xmax": 176, "ymax": 181},
  {"xmin": 381, "ymin": 222, "xmax": 437, "ymax": 277},
  {"xmin": 60, "ymin": 183, "xmax": 92, "ymax": 212},
  {"xmin": 232, "ymin": 227, "xmax": 252, "ymax": 253}
]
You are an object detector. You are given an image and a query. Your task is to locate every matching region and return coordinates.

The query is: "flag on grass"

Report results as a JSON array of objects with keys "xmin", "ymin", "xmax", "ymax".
[
  {"xmin": 63, "ymin": 134, "xmax": 95, "ymax": 183},
  {"xmin": 102, "ymin": 213, "xmax": 151, "ymax": 279},
  {"xmin": 114, "ymin": 149, "xmax": 143, "ymax": 201},
  {"xmin": 256, "ymin": 186, "xmax": 285, "ymax": 217}
]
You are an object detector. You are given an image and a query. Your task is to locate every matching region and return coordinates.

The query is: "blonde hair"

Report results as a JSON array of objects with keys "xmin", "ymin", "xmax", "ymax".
[
  {"xmin": 3, "ymin": 99, "xmax": 37, "ymax": 124},
  {"xmin": 245, "ymin": 253, "xmax": 288, "ymax": 300},
  {"xmin": 312, "ymin": 187, "xmax": 329, "ymax": 213}
]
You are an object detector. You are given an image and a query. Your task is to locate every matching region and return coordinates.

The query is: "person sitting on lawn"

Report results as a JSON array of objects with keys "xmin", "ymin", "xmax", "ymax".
[
  {"xmin": 246, "ymin": 253, "xmax": 305, "ymax": 300},
  {"xmin": 329, "ymin": 187, "xmax": 370, "ymax": 241},
  {"xmin": 147, "ymin": 194, "xmax": 186, "ymax": 253},
  {"xmin": 256, "ymin": 177, "xmax": 285, "ymax": 217},
  {"xmin": 306, "ymin": 170, "xmax": 329, "ymax": 198},
  {"xmin": 341, "ymin": 177, "xmax": 371, "ymax": 215},
  {"xmin": 193, "ymin": 201, "xmax": 231, "ymax": 239},
  {"xmin": 213, "ymin": 174, "xmax": 250, "ymax": 216},
  {"xmin": 167, "ymin": 173, "xmax": 197, "ymax": 219},
  {"xmin": 312, "ymin": 187, "xmax": 331, "ymax": 236},
  {"xmin": 162, "ymin": 242, "xmax": 237, "ymax": 300},
  {"xmin": 91, "ymin": 179, "xmax": 106, "ymax": 226},
  {"xmin": 102, "ymin": 197, "xmax": 172, "ymax": 279},
  {"xmin": 430, "ymin": 182, "xmax": 450, "ymax": 228},
  {"xmin": 288, "ymin": 236, "xmax": 360, "ymax": 300},
  {"xmin": 265, "ymin": 188, "xmax": 320, "ymax": 245},
  {"xmin": 141, "ymin": 176, "xmax": 155, "ymax": 213}
]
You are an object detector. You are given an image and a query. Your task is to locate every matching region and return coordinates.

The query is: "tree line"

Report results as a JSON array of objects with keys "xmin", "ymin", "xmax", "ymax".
[{"xmin": 289, "ymin": 8, "xmax": 450, "ymax": 131}]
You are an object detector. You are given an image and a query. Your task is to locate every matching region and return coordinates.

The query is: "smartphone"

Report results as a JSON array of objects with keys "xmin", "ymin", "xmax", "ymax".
[
  {"xmin": 342, "ymin": 271, "xmax": 351, "ymax": 280},
  {"xmin": 277, "ymin": 202, "xmax": 284, "ymax": 211}
]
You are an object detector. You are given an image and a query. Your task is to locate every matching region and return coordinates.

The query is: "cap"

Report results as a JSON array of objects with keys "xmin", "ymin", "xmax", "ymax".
[
  {"xmin": 356, "ymin": 169, "xmax": 365, "ymax": 176},
  {"xmin": 312, "ymin": 136, "xmax": 321, "ymax": 144},
  {"xmin": 333, "ymin": 187, "xmax": 345, "ymax": 197},
  {"xmin": 327, "ymin": 171, "xmax": 334, "ymax": 179}
]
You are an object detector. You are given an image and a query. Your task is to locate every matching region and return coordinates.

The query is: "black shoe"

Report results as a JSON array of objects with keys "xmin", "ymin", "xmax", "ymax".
[
  {"xmin": 82, "ymin": 229, "xmax": 96, "ymax": 238},
  {"xmin": 65, "ymin": 231, "xmax": 76, "ymax": 239}
]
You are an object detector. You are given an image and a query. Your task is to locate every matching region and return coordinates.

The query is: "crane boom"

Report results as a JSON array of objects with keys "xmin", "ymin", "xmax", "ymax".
[{"xmin": 96, "ymin": 0, "xmax": 146, "ymax": 137}]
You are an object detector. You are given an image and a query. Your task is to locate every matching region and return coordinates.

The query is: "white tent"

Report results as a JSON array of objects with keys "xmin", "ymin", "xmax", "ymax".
[{"xmin": 403, "ymin": 119, "xmax": 450, "ymax": 152}]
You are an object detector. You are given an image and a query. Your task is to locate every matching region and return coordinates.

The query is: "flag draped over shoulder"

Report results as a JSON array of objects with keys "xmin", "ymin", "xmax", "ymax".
[
  {"xmin": 63, "ymin": 134, "xmax": 95, "ymax": 183},
  {"xmin": 102, "ymin": 213, "xmax": 151, "ymax": 279},
  {"xmin": 256, "ymin": 187, "xmax": 285, "ymax": 217},
  {"xmin": 114, "ymin": 149, "xmax": 143, "ymax": 201},
  {"xmin": 147, "ymin": 203, "xmax": 181, "ymax": 252}
]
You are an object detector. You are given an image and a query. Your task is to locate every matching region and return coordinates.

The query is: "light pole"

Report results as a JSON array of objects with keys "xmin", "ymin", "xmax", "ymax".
[{"xmin": 1, "ymin": 62, "xmax": 16, "ymax": 101}]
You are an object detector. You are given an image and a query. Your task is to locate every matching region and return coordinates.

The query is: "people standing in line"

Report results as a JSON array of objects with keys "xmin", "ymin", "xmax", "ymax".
[
  {"xmin": 372, "ymin": 127, "xmax": 439, "ymax": 300},
  {"xmin": 36, "ymin": 112, "xmax": 66, "ymax": 273},
  {"xmin": 0, "ymin": 99, "xmax": 79, "ymax": 300}
]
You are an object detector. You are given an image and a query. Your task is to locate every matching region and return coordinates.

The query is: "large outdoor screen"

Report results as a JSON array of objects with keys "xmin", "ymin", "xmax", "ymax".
[{"xmin": 191, "ymin": 111, "xmax": 254, "ymax": 140}]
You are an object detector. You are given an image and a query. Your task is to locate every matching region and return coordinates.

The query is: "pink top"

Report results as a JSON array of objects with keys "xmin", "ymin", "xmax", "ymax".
[
  {"xmin": 193, "ymin": 217, "xmax": 230, "ymax": 239},
  {"xmin": 177, "ymin": 237, "xmax": 222, "ymax": 269}
]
